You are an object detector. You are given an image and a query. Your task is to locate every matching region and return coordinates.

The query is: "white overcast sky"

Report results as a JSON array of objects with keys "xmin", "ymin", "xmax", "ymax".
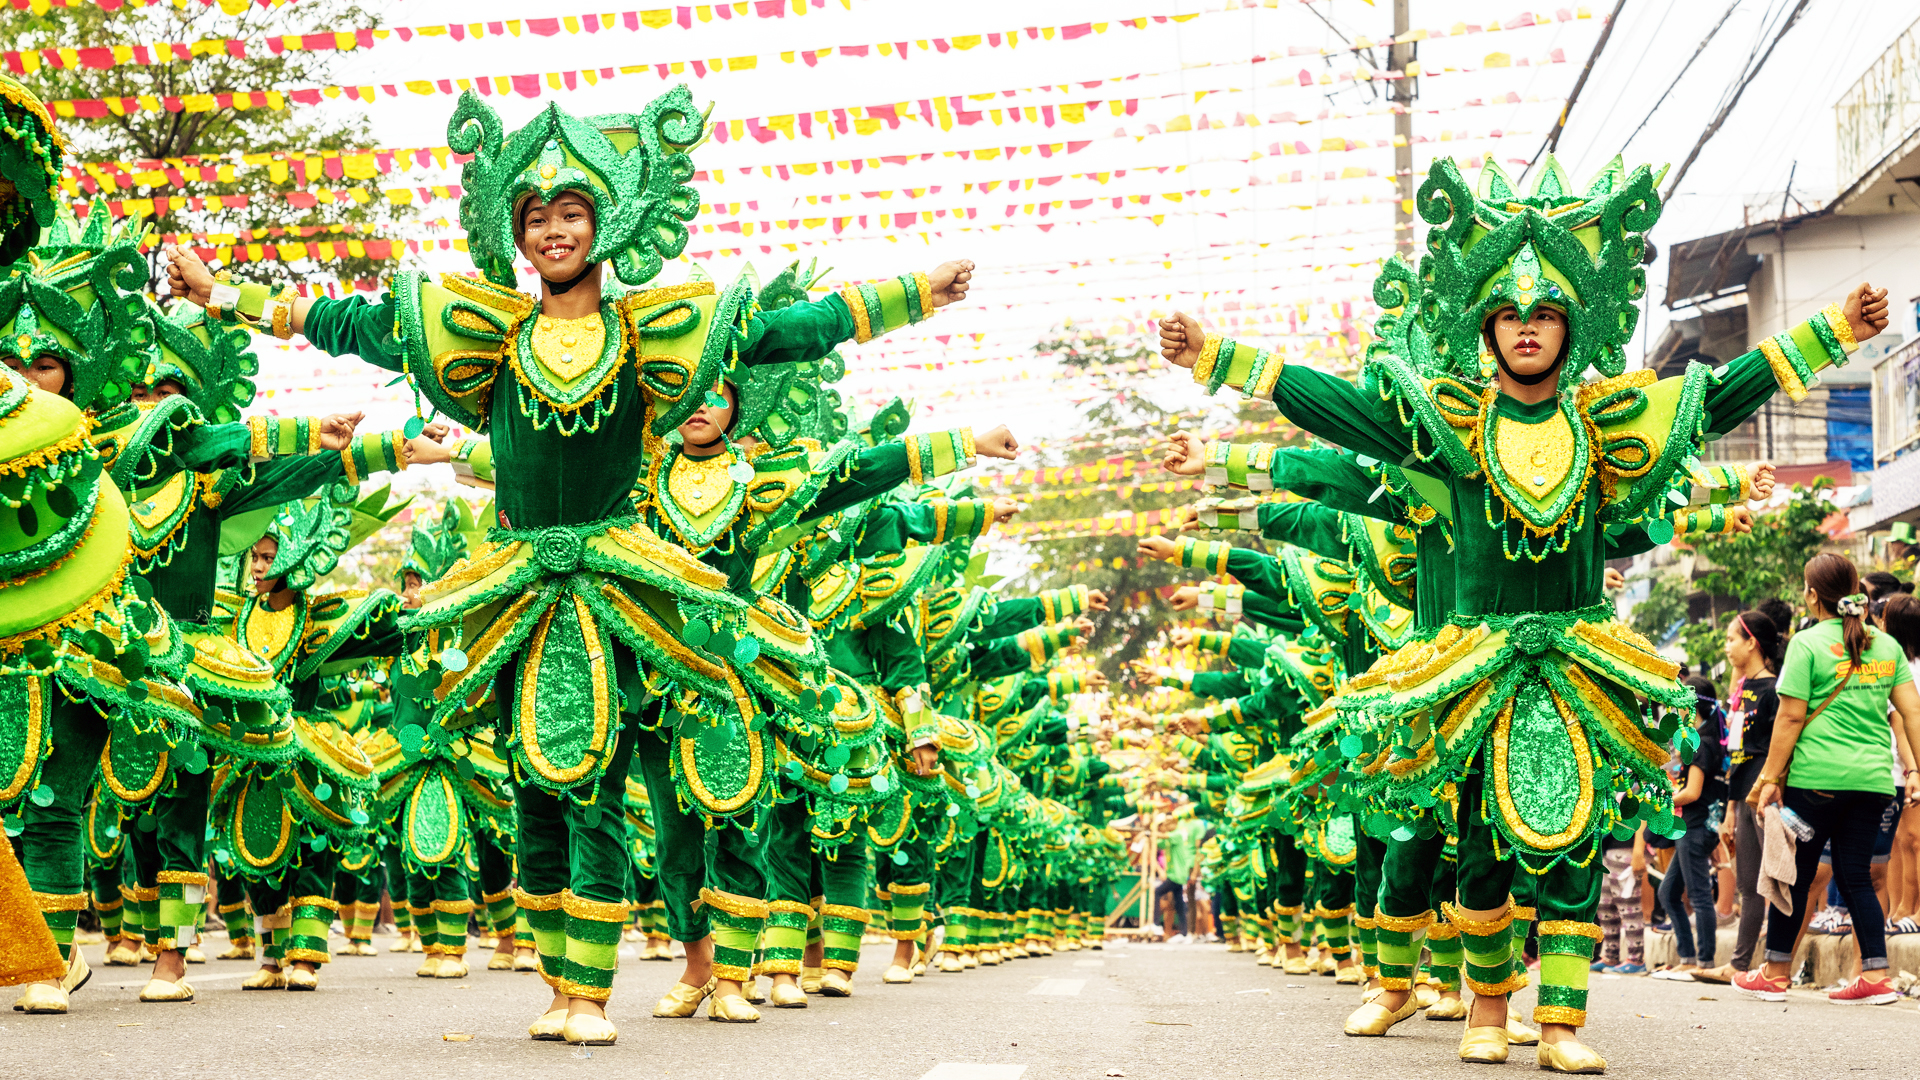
[{"xmin": 218, "ymin": 0, "xmax": 1918, "ymax": 473}]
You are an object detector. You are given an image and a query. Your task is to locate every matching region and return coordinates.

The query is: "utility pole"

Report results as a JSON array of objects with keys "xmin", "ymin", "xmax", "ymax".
[{"xmin": 1389, "ymin": 0, "xmax": 1416, "ymax": 256}]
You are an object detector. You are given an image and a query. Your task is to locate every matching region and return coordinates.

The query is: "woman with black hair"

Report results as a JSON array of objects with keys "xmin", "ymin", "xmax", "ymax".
[
  {"xmin": 1876, "ymin": 594, "xmax": 1920, "ymax": 936},
  {"xmin": 1652, "ymin": 676, "xmax": 1728, "ymax": 982},
  {"xmin": 1701, "ymin": 611, "xmax": 1786, "ymax": 980},
  {"xmin": 1734, "ymin": 555, "xmax": 1920, "ymax": 1005}
]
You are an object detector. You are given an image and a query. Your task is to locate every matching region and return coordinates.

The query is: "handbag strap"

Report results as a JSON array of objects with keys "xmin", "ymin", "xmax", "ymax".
[{"xmin": 1803, "ymin": 663, "xmax": 1858, "ymax": 731}]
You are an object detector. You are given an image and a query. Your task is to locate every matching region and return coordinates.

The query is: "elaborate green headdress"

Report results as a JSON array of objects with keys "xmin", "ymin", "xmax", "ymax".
[
  {"xmin": 1371, "ymin": 155, "xmax": 1663, "ymax": 392},
  {"xmin": 398, "ymin": 498, "xmax": 479, "ymax": 585},
  {"xmin": 0, "ymin": 74, "xmax": 66, "ymax": 267},
  {"xmin": 146, "ymin": 300, "xmax": 259, "ymax": 424},
  {"xmin": 263, "ymin": 482, "xmax": 410, "ymax": 592},
  {"xmin": 0, "ymin": 201, "xmax": 155, "ymax": 411},
  {"xmin": 447, "ymin": 87, "xmax": 705, "ymax": 288}
]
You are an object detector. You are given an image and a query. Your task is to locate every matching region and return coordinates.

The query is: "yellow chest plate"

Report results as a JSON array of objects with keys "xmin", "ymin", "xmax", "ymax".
[
  {"xmin": 1492, "ymin": 410, "xmax": 1575, "ymax": 500},
  {"xmin": 529, "ymin": 313, "xmax": 607, "ymax": 383},
  {"xmin": 667, "ymin": 453, "xmax": 735, "ymax": 518},
  {"xmin": 242, "ymin": 601, "xmax": 299, "ymax": 669}
]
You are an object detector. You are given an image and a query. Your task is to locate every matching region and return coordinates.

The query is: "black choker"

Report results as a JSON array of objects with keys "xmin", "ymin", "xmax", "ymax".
[
  {"xmin": 1496, "ymin": 351, "xmax": 1561, "ymax": 386},
  {"xmin": 542, "ymin": 262, "xmax": 597, "ymax": 295}
]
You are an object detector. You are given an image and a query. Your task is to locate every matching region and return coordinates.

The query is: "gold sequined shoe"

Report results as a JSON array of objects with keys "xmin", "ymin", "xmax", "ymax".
[
  {"xmin": 241, "ymin": 967, "xmax": 286, "ymax": 990},
  {"xmin": 13, "ymin": 984, "xmax": 68, "ymax": 1014},
  {"xmin": 1006, "ymin": 944, "xmax": 1029, "ymax": 959},
  {"xmin": 184, "ymin": 946, "xmax": 208, "ymax": 964},
  {"xmin": 416, "ymin": 956, "xmax": 442, "ymax": 978},
  {"xmin": 409, "ymin": 938, "xmax": 423, "ymax": 953},
  {"xmin": 882, "ymin": 964, "xmax": 913, "ymax": 984},
  {"xmin": 770, "ymin": 981, "xmax": 808, "ymax": 1008},
  {"xmin": 1282, "ymin": 955, "xmax": 1311, "ymax": 976},
  {"xmin": 1316, "ymin": 953, "xmax": 1339, "ymax": 976},
  {"xmin": 1506, "ymin": 1008, "xmax": 1541, "ymax": 1046},
  {"xmin": 1344, "ymin": 996, "xmax": 1420, "ymax": 1037},
  {"xmin": 1536, "ymin": 1040, "xmax": 1606, "ymax": 1074},
  {"xmin": 959, "ymin": 951, "xmax": 979, "ymax": 969},
  {"xmin": 707, "ymin": 993, "xmax": 760, "ymax": 1022},
  {"xmin": 514, "ymin": 950, "xmax": 540, "ymax": 972},
  {"xmin": 1334, "ymin": 965, "xmax": 1365, "ymax": 985},
  {"xmin": 62, "ymin": 949, "xmax": 90, "ymax": 996},
  {"xmin": 979, "ymin": 949, "xmax": 1002, "ymax": 966},
  {"xmin": 1425, "ymin": 996, "xmax": 1469, "ymax": 1021},
  {"xmin": 104, "ymin": 943, "xmax": 140, "ymax": 967},
  {"xmin": 138, "ymin": 944, "xmax": 157, "ymax": 962},
  {"xmin": 819, "ymin": 968, "xmax": 854, "ymax": 997},
  {"xmin": 800, "ymin": 966, "xmax": 825, "ymax": 993},
  {"xmin": 912, "ymin": 959, "xmax": 927, "ymax": 976},
  {"xmin": 1252, "ymin": 947, "xmax": 1273, "ymax": 966},
  {"xmin": 743, "ymin": 977, "xmax": 766, "ymax": 1004},
  {"xmin": 562, "ymin": 1012, "xmax": 618, "ymax": 1044},
  {"xmin": 138, "ymin": 977, "xmax": 194, "ymax": 1003},
  {"xmin": 388, "ymin": 935, "xmax": 414, "ymax": 953},
  {"xmin": 286, "ymin": 967, "xmax": 318, "ymax": 991},
  {"xmin": 936, "ymin": 952, "xmax": 964, "ymax": 973},
  {"xmin": 487, "ymin": 951, "xmax": 514, "ymax": 970},
  {"xmin": 528, "ymin": 1007, "xmax": 569, "ymax": 1040},
  {"xmin": 347, "ymin": 942, "xmax": 379, "ymax": 957},
  {"xmin": 1361, "ymin": 986, "xmax": 1385, "ymax": 1005},
  {"xmin": 652, "ymin": 979, "xmax": 714, "ymax": 1018},
  {"xmin": 1414, "ymin": 982, "xmax": 1440, "ymax": 1008},
  {"xmin": 217, "ymin": 940, "xmax": 255, "ymax": 961},
  {"xmin": 434, "ymin": 957, "xmax": 469, "ymax": 979},
  {"xmin": 1459, "ymin": 1026, "xmax": 1510, "ymax": 1064}
]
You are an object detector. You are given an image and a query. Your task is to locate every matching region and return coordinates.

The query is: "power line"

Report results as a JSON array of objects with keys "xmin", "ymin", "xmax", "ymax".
[
  {"xmin": 1531, "ymin": 0, "xmax": 1632, "ymax": 166},
  {"xmin": 1624, "ymin": 0, "xmax": 1746, "ymax": 150},
  {"xmin": 1660, "ymin": 0, "xmax": 1811, "ymax": 205}
]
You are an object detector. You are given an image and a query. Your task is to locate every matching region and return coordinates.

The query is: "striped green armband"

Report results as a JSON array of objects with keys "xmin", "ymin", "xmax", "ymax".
[
  {"xmin": 836, "ymin": 272, "xmax": 932, "ymax": 344},
  {"xmin": 1196, "ymin": 581, "xmax": 1244, "ymax": 620},
  {"xmin": 342, "ymin": 430, "xmax": 406, "ymax": 484},
  {"xmin": 930, "ymin": 498, "xmax": 989, "ymax": 543},
  {"xmin": 1040, "ymin": 585, "xmax": 1088, "ymax": 621},
  {"xmin": 1193, "ymin": 629, "xmax": 1232, "ymax": 657},
  {"xmin": 1177, "ymin": 536, "xmax": 1231, "ymax": 575},
  {"xmin": 451, "ymin": 437, "xmax": 493, "ymax": 484},
  {"xmin": 905, "ymin": 429, "xmax": 975, "ymax": 484},
  {"xmin": 208, "ymin": 280, "xmax": 272, "ymax": 328},
  {"xmin": 1195, "ymin": 497, "xmax": 1260, "ymax": 531},
  {"xmin": 247, "ymin": 415, "xmax": 324, "ymax": 459},
  {"xmin": 1201, "ymin": 441, "xmax": 1276, "ymax": 492}
]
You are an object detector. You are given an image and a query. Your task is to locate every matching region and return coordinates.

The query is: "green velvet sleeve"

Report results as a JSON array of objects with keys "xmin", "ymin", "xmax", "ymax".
[
  {"xmin": 1190, "ymin": 671, "xmax": 1252, "ymax": 698},
  {"xmin": 319, "ymin": 605, "xmax": 407, "ymax": 666},
  {"xmin": 1701, "ymin": 315, "xmax": 1854, "ymax": 436},
  {"xmin": 171, "ymin": 421, "xmax": 256, "ymax": 474},
  {"xmin": 302, "ymin": 295, "xmax": 406, "ymax": 373},
  {"xmin": 218, "ymin": 453, "xmax": 348, "ymax": 517},
  {"xmin": 870, "ymin": 622, "xmax": 929, "ymax": 694},
  {"xmin": 1224, "ymin": 546, "xmax": 1289, "ymax": 603},
  {"xmin": 739, "ymin": 294, "xmax": 858, "ymax": 367},
  {"xmin": 1268, "ymin": 447, "xmax": 1400, "ymax": 521},
  {"xmin": 1254, "ymin": 502, "xmax": 1350, "ymax": 561},
  {"xmin": 796, "ymin": 442, "xmax": 911, "ymax": 527},
  {"xmin": 968, "ymin": 637, "xmax": 1031, "ymax": 682},
  {"xmin": 1269, "ymin": 363, "xmax": 1419, "ymax": 466},
  {"xmin": 1239, "ymin": 591, "xmax": 1307, "ymax": 635},
  {"xmin": 976, "ymin": 597, "xmax": 1044, "ymax": 638},
  {"xmin": 1226, "ymin": 635, "xmax": 1268, "ymax": 669}
]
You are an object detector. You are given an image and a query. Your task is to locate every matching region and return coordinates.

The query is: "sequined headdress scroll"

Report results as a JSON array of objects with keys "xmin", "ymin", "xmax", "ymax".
[{"xmin": 447, "ymin": 87, "xmax": 707, "ymax": 289}]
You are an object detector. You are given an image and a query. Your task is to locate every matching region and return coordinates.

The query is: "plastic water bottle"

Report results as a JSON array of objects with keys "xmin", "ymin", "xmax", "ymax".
[{"xmin": 1776, "ymin": 806, "xmax": 1815, "ymax": 842}]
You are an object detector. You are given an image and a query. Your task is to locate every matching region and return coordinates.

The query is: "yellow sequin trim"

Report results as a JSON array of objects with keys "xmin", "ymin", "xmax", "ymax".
[
  {"xmin": 1466, "ymin": 970, "xmax": 1531, "ymax": 996},
  {"xmin": 1490, "ymin": 691, "xmax": 1596, "ymax": 851},
  {"xmin": 1821, "ymin": 302, "xmax": 1857, "ymax": 350},
  {"xmin": 430, "ymin": 899, "xmax": 476, "ymax": 914},
  {"xmin": 819, "ymin": 903, "xmax": 871, "ymax": 923},
  {"xmin": 560, "ymin": 890, "xmax": 629, "ymax": 923},
  {"xmin": 31, "ymin": 891, "xmax": 88, "ymax": 912},
  {"xmin": 1757, "ymin": 335, "xmax": 1806, "ymax": 402},
  {"xmin": 1536, "ymin": 920, "xmax": 1602, "ymax": 940},
  {"xmin": 558, "ymin": 979, "xmax": 612, "ymax": 1002},
  {"xmin": 904, "ymin": 435, "xmax": 923, "ymax": 484},
  {"xmin": 513, "ymin": 889, "xmax": 563, "ymax": 912},
  {"xmin": 528, "ymin": 313, "xmax": 607, "ymax": 383},
  {"xmin": 517, "ymin": 594, "xmax": 611, "ymax": 785},
  {"xmin": 1532, "ymin": 1005, "xmax": 1587, "ymax": 1027},
  {"xmin": 838, "ymin": 284, "xmax": 874, "ymax": 343},
  {"xmin": 1441, "ymin": 899, "xmax": 1516, "ymax": 935},
  {"xmin": 1372, "ymin": 909, "xmax": 1435, "ymax": 933},
  {"xmin": 155, "ymin": 871, "xmax": 208, "ymax": 887},
  {"xmin": 1192, "ymin": 333, "xmax": 1223, "ymax": 386}
]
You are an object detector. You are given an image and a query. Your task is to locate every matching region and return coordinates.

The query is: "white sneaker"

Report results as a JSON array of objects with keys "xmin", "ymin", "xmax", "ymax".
[{"xmin": 1167, "ymin": 933, "xmax": 1189, "ymax": 945}]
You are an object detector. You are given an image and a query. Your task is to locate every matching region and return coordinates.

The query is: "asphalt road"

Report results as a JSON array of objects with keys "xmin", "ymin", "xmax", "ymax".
[{"xmin": 5, "ymin": 933, "xmax": 1917, "ymax": 1080}]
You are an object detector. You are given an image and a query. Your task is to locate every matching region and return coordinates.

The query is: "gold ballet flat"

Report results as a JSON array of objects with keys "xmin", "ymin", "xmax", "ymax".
[
  {"xmin": 184, "ymin": 946, "xmax": 208, "ymax": 964},
  {"xmin": 819, "ymin": 968, "xmax": 854, "ymax": 996},
  {"xmin": 1414, "ymin": 983, "xmax": 1440, "ymax": 1008},
  {"xmin": 138, "ymin": 944, "xmax": 158, "ymax": 962},
  {"xmin": 104, "ymin": 943, "xmax": 140, "ymax": 967},
  {"xmin": 1063, "ymin": 938, "xmax": 1083, "ymax": 951},
  {"xmin": 138, "ymin": 977, "xmax": 194, "ymax": 1003},
  {"xmin": 743, "ymin": 978, "xmax": 766, "ymax": 1004},
  {"xmin": 409, "ymin": 938, "xmax": 424, "ymax": 953},
  {"xmin": 1251, "ymin": 947, "xmax": 1273, "ymax": 965},
  {"xmin": 345, "ymin": 942, "xmax": 379, "ymax": 957},
  {"xmin": 707, "ymin": 993, "xmax": 760, "ymax": 1023},
  {"xmin": 13, "ymin": 983, "xmax": 68, "ymax": 1014},
  {"xmin": 1459, "ymin": 1025, "xmax": 1510, "ymax": 1064},
  {"xmin": 960, "ymin": 952, "xmax": 979, "ymax": 969},
  {"xmin": 800, "ymin": 966, "xmax": 825, "ymax": 992},
  {"xmin": 487, "ymin": 952, "xmax": 515, "ymax": 970},
  {"xmin": 936, "ymin": 952, "xmax": 964, "ymax": 973},
  {"xmin": 286, "ymin": 967, "xmax": 318, "ymax": 991},
  {"xmin": 770, "ymin": 981, "xmax": 808, "ymax": 1008},
  {"xmin": 529, "ymin": 1007, "xmax": 569, "ymax": 1040},
  {"xmin": 1334, "ymin": 965, "xmax": 1365, "ymax": 985},
  {"xmin": 1006, "ymin": 944, "xmax": 1029, "ymax": 959},
  {"xmin": 913, "ymin": 959, "xmax": 928, "ymax": 976},
  {"xmin": 389, "ymin": 936, "xmax": 414, "ymax": 953},
  {"xmin": 62, "ymin": 950, "xmax": 90, "ymax": 995},
  {"xmin": 1506, "ymin": 1009, "xmax": 1541, "ymax": 1046},
  {"xmin": 1425, "ymin": 996, "xmax": 1469, "ymax": 1021},
  {"xmin": 652, "ymin": 979, "xmax": 715, "ymax": 1018},
  {"xmin": 217, "ymin": 941, "xmax": 255, "ymax": 960},
  {"xmin": 1537, "ymin": 1040, "xmax": 1607, "ymax": 1074},
  {"xmin": 416, "ymin": 957, "xmax": 442, "ymax": 978},
  {"xmin": 241, "ymin": 967, "xmax": 286, "ymax": 990},
  {"xmin": 1344, "ymin": 995, "xmax": 1421, "ymax": 1037},
  {"xmin": 1316, "ymin": 954, "xmax": 1339, "ymax": 976},
  {"xmin": 1361, "ymin": 985, "xmax": 1386, "ymax": 1005},
  {"xmin": 514, "ymin": 951, "xmax": 541, "ymax": 972},
  {"xmin": 1282, "ymin": 955, "xmax": 1311, "ymax": 975},
  {"xmin": 978, "ymin": 950, "xmax": 1001, "ymax": 966},
  {"xmin": 882, "ymin": 964, "xmax": 914, "ymax": 984},
  {"xmin": 563, "ymin": 1012, "xmax": 619, "ymax": 1045},
  {"xmin": 1033, "ymin": 940, "xmax": 1053, "ymax": 955},
  {"xmin": 434, "ymin": 957, "xmax": 469, "ymax": 979}
]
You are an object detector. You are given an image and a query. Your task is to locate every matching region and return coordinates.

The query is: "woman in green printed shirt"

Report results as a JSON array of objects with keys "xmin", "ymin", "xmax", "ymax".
[{"xmin": 1734, "ymin": 554, "xmax": 1920, "ymax": 1006}]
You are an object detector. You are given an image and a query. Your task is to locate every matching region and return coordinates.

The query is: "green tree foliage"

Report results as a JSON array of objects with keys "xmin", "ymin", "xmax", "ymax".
[
  {"xmin": 1004, "ymin": 330, "xmax": 1303, "ymax": 683},
  {"xmin": 1690, "ymin": 478, "xmax": 1835, "ymax": 609},
  {"xmin": 14, "ymin": 1, "xmax": 396, "ymax": 287},
  {"xmin": 1628, "ymin": 570, "xmax": 1690, "ymax": 642}
]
